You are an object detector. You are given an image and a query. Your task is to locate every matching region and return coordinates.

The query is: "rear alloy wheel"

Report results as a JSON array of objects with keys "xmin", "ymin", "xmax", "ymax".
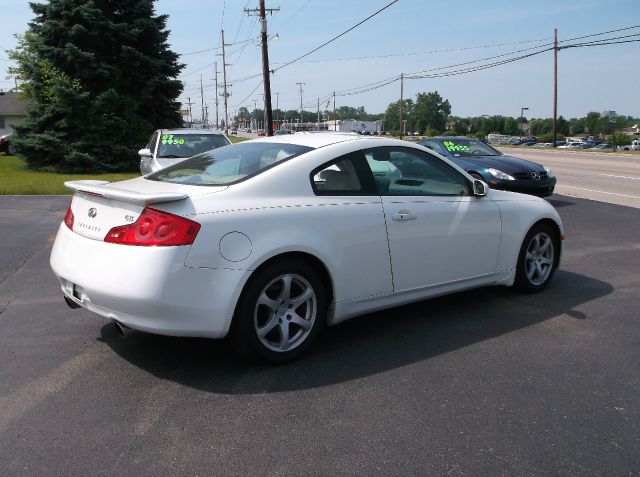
[
  {"xmin": 230, "ymin": 260, "xmax": 326, "ymax": 363},
  {"xmin": 514, "ymin": 223, "xmax": 558, "ymax": 293}
]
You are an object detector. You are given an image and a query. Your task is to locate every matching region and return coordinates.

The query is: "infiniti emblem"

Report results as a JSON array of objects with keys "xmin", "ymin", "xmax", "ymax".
[
  {"xmin": 530, "ymin": 171, "xmax": 541, "ymax": 180},
  {"xmin": 88, "ymin": 208, "xmax": 98, "ymax": 218}
]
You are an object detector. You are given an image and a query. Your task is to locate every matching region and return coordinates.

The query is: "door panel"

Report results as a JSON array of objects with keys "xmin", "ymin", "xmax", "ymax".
[
  {"xmin": 362, "ymin": 146, "xmax": 502, "ymax": 292},
  {"xmin": 383, "ymin": 196, "xmax": 501, "ymax": 291}
]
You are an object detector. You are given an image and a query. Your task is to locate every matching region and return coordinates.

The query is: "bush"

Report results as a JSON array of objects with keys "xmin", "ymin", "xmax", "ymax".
[
  {"xmin": 608, "ymin": 133, "xmax": 631, "ymax": 146},
  {"xmin": 537, "ymin": 133, "xmax": 565, "ymax": 143},
  {"xmin": 423, "ymin": 128, "xmax": 441, "ymax": 137}
]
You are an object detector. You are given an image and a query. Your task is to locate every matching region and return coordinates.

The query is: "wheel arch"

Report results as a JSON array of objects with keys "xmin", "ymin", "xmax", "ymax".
[
  {"xmin": 532, "ymin": 218, "xmax": 563, "ymax": 267},
  {"xmin": 232, "ymin": 251, "xmax": 335, "ymax": 324}
]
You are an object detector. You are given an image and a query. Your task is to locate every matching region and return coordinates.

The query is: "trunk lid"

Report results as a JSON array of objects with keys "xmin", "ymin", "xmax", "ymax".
[{"xmin": 65, "ymin": 179, "xmax": 226, "ymax": 241}]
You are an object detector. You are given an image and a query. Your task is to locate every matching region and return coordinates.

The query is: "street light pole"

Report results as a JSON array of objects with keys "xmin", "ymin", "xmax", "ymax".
[{"xmin": 520, "ymin": 107, "xmax": 529, "ymax": 139}]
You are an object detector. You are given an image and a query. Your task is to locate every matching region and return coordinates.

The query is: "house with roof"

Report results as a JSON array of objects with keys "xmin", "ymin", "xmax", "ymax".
[
  {"xmin": 0, "ymin": 91, "xmax": 29, "ymax": 136},
  {"xmin": 619, "ymin": 124, "xmax": 640, "ymax": 135}
]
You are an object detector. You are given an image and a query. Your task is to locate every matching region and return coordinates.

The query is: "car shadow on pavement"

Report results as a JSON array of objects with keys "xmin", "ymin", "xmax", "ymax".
[
  {"xmin": 99, "ymin": 269, "xmax": 612, "ymax": 394},
  {"xmin": 547, "ymin": 197, "xmax": 577, "ymax": 208}
]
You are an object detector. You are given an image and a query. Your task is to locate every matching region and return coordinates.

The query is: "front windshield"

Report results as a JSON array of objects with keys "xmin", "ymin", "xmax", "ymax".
[
  {"xmin": 423, "ymin": 139, "xmax": 501, "ymax": 157},
  {"xmin": 156, "ymin": 134, "xmax": 230, "ymax": 158},
  {"xmin": 147, "ymin": 141, "xmax": 314, "ymax": 186}
]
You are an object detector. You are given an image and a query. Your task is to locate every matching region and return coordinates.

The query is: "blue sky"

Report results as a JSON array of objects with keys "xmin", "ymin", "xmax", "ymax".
[{"xmin": 1, "ymin": 0, "xmax": 638, "ymax": 121}]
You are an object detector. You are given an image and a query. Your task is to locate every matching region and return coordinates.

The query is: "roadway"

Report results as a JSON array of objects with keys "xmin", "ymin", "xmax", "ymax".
[{"xmin": 497, "ymin": 147, "xmax": 640, "ymax": 209}]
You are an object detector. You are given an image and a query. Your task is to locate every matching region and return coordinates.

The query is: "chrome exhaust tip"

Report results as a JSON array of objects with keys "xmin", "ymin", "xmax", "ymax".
[
  {"xmin": 112, "ymin": 320, "xmax": 130, "ymax": 336},
  {"xmin": 64, "ymin": 295, "xmax": 81, "ymax": 309}
]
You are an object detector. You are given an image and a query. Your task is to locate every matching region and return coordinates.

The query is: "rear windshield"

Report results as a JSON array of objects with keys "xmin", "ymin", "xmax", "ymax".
[
  {"xmin": 147, "ymin": 141, "xmax": 314, "ymax": 186},
  {"xmin": 157, "ymin": 133, "xmax": 230, "ymax": 158}
]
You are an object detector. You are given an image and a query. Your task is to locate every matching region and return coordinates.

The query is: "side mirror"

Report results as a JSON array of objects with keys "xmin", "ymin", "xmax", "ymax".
[
  {"xmin": 473, "ymin": 179, "xmax": 487, "ymax": 197},
  {"xmin": 138, "ymin": 148, "xmax": 152, "ymax": 158}
]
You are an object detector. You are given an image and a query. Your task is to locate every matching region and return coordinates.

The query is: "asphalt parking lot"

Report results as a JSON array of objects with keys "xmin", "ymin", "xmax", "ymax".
[{"xmin": 1, "ymin": 194, "xmax": 639, "ymax": 476}]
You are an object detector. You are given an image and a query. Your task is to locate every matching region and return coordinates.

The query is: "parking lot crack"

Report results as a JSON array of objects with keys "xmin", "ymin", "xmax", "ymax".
[{"xmin": 0, "ymin": 243, "xmax": 51, "ymax": 289}]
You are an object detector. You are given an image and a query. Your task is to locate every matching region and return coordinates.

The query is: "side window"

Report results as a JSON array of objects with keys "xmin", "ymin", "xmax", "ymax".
[
  {"xmin": 363, "ymin": 147, "xmax": 471, "ymax": 196},
  {"xmin": 146, "ymin": 132, "xmax": 159, "ymax": 152},
  {"xmin": 311, "ymin": 153, "xmax": 371, "ymax": 196}
]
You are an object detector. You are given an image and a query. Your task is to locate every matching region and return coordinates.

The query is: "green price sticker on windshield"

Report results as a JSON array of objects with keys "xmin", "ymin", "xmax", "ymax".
[
  {"xmin": 161, "ymin": 134, "xmax": 185, "ymax": 145},
  {"xmin": 443, "ymin": 141, "xmax": 470, "ymax": 153}
]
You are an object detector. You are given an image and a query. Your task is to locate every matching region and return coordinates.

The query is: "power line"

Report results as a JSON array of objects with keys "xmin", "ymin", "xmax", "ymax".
[
  {"xmin": 404, "ymin": 42, "xmax": 554, "ymax": 77},
  {"xmin": 271, "ymin": 37, "xmax": 555, "ymax": 66},
  {"xmin": 271, "ymin": 0, "xmax": 311, "ymax": 31},
  {"xmin": 232, "ymin": 25, "xmax": 640, "ymax": 115},
  {"xmin": 232, "ymin": 80, "xmax": 263, "ymax": 108},
  {"xmin": 272, "ymin": 0, "xmax": 400, "ymax": 73},
  {"xmin": 558, "ymin": 24, "xmax": 640, "ymax": 44}
]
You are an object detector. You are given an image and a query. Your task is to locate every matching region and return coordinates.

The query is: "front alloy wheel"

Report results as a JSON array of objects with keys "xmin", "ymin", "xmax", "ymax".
[{"xmin": 514, "ymin": 223, "xmax": 558, "ymax": 292}]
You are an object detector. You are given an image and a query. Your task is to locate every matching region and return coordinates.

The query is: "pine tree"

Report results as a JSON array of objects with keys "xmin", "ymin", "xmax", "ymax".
[{"xmin": 9, "ymin": 0, "xmax": 184, "ymax": 172}]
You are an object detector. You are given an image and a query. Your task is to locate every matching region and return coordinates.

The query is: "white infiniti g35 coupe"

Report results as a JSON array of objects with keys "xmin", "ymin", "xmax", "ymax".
[{"xmin": 50, "ymin": 133, "xmax": 563, "ymax": 363}]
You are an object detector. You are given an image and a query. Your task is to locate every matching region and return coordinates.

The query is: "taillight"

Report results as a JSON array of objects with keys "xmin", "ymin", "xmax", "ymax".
[
  {"xmin": 104, "ymin": 208, "xmax": 200, "ymax": 246},
  {"xmin": 64, "ymin": 201, "xmax": 74, "ymax": 230}
]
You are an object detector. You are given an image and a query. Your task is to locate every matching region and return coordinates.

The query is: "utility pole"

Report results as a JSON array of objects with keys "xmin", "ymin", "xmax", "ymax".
[
  {"xmin": 221, "ymin": 30, "xmax": 230, "ymax": 135},
  {"xmin": 186, "ymin": 97, "xmax": 194, "ymax": 127},
  {"xmin": 317, "ymin": 98, "xmax": 320, "ymax": 130},
  {"xmin": 253, "ymin": 99, "xmax": 258, "ymax": 130},
  {"xmin": 552, "ymin": 28, "xmax": 558, "ymax": 148},
  {"xmin": 259, "ymin": 93, "xmax": 266, "ymax": 130},
  {"xmin": 519, "ymin": 106, "xmax": 529, "ymax": 139},
  {"xmin": 399, "ymin": 73, "xmax": 404, "ymax": 139},
  {"xmin": 333, "ymin": 91, "xmax": 337, "ymax": 132},
  {"xmin": 214, "ymin": 62, "xmax": 220, "ymax": 129},
  {"xmin": 200, "ymin": 74, "xmax": 205, "ymax": 127},
  {"xmin": 246, "ymin": 1, "xmax": 279, "ymax": 136},
  {"xmin": 297, "ymin": 82, "xmax": 305, "ymax": 130},
  {"xmin": 274, "ymin": 92, "xmax": 280, "ymax": 129},
  {"xmin": 204, "ymin": 104, "xmax": 209, "ymax": 128}
]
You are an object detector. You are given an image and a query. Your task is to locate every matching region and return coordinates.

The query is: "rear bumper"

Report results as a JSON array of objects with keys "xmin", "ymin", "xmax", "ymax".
[{"xmin": 50, "ymin": 223, "xmax": 251, "ymax": 338}]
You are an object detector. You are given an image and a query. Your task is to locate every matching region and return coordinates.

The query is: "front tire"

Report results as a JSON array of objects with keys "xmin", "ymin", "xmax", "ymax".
[
  {"xmin": 514, "ymin": 223, "xmax": 558, "ymax": 293},
  {"xmin": 230, "ymin": 259, "xmax": 327, "ymax": 363}
]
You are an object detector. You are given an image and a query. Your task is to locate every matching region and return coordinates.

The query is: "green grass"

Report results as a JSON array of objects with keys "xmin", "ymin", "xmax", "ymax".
[
  {"xmin": 0, "ymin": 155, "xmax": 139, "ymax": 195},
  {"xmin": 1, "ymin": 137, "xmax": 250, "ymax": 195},
  {"xmin": 229, "ymin": 135, "xmax": 249, "ymax": 144}
]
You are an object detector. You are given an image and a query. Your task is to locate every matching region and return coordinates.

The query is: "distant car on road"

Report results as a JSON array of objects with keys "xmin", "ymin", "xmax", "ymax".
[
  {"xmin": 274, "ymin": 129, "xmax": 291, "ymax": 135},
  {"xmin": 590, "ymin": 143, "xmax": 612, "ymax": 150},
  {"xmin": 257, "ymin": 129, "xmax": 266, "ymax": 136},
  {"xmin": 418, "ymin": 136, "xmax": 556, "ymax": 197},
  {"xmin": 139, "ymin": 129, "xmax": 230, "ymax": 175}
]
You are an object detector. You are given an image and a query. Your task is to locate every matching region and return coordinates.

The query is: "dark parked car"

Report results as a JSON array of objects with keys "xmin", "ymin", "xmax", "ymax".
[
  {"xmin": 0, "ymin": 132, "xmax": 12, "ymax": 154},
  {"xmin": 418, "ymin": 136, "xmax": 556, "ymax": 197}
]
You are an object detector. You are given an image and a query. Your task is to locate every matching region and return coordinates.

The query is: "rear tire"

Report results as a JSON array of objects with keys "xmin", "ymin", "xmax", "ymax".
[
  {"xmin": 229, "ymin": 259, "xmax": 326, "ymax": 364},
  {"xmin": 514, "ymin": 223, "xmax": 558, "ymax": 293}
]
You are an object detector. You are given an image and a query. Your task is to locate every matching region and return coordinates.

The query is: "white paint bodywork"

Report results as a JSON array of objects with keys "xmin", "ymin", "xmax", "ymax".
[{"xmin": 50, "ymin": 134, "xmax": 563, "ymax": 338}]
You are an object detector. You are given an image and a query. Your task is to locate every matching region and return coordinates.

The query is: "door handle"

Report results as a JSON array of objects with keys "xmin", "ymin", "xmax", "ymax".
[{"xmin": 392, "ymin": 209, "xmax": 416, "ymax": 221}]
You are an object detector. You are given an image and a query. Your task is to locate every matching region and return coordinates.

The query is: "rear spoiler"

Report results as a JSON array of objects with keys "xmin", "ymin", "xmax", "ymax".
[{"xmin": 64, "ymin": 180, "xmax": 187, "ymax": 206}]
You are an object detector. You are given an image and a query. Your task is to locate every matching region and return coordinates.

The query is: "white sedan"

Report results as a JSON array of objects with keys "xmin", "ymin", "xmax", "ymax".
[{"xmin": 50, "ymin": 133, "xmax": 563, "ymax": 363}]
